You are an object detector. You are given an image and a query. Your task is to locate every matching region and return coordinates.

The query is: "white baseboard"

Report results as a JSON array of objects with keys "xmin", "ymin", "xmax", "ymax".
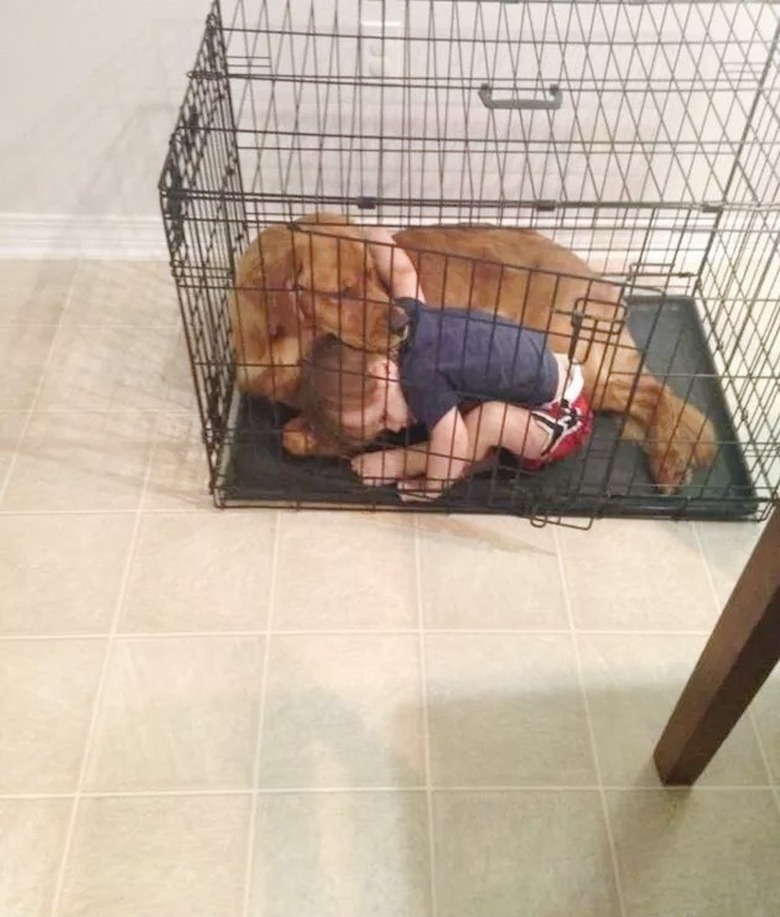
[{"xmin": 0, "ymin": 213, "xmax": 168, "ymax": 260}]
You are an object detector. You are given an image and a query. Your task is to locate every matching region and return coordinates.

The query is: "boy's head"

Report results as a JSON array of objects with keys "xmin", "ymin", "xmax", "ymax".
[{"xmin": 300, "ymin": 336, "xmax": 410, "ymax": 451}]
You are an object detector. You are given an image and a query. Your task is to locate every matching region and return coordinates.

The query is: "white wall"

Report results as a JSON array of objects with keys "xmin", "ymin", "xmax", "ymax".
[
  {"xmin": 0, "ymin": 0, "xmax": 206, "ymax": 255},
  {"xmin": 1, "ymin": 0, "xmax": 776, "ymax": 260}
]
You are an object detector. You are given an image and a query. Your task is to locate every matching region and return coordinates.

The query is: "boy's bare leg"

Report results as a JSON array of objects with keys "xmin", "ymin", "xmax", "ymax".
[
  {"xmin": 352, "ymin": 402, "xmax": 548, "ymax": 487},
  {"xmin": 464, "ymin": 402, "xmax": 549, "ymax": 465}
]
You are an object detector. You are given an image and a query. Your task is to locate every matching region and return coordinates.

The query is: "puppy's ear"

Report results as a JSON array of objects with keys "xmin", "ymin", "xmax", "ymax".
[
  {"xmin": 241, "ymin": 226, "xmax": 301, "ymax": 328},
  {"xmin": 293, "ymin": 232, "xmax": 346, "ymax": 295},
  {"xmin": 340, "ymin": 237, "xmax": 369, "ymax": 296}
]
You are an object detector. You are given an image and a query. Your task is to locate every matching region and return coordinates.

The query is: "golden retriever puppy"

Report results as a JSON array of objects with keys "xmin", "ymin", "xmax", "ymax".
[{"xmin": 231, "ymin": 213, "xmax": 715, "ymax": 490}]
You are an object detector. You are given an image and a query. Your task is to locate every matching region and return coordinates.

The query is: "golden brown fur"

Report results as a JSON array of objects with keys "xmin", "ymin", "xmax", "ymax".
[
  {"xmin": 231, "ymin": 212, "xmax": 716, "ymax": 490},
  {"xmin": 231, "ymin": 213, "xmax": 405, "ymax": 406}
]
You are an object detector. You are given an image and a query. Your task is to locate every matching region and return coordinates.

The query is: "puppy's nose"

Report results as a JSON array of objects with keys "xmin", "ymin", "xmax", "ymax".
[{"xmin": 389, "ymin": 307, "xmax": 409, "ymax": 335}]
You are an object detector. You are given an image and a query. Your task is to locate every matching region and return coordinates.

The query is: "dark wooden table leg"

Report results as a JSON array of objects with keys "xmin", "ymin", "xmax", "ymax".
[{"xmin": 654, "ymin": 505, "xmax": 780, "ymax": 785}]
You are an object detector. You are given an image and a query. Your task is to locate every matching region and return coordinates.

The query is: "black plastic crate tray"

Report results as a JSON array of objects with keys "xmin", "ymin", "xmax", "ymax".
[{"xmin": 220, "ymin": 296, "xmax": 757, "ymax": 520}]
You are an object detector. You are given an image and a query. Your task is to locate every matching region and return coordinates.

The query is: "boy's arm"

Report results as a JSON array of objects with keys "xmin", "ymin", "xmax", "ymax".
[
  {"xmin": 397, "ymin": 407, "xmax": 470, "ymax": 502},
  {"xmin": 363, "ymin": 226, "xmax": 426, "ymax": 303},
  {"xmin": 351, "ymin": 444, "xmax": 429, "ymax": 485}
]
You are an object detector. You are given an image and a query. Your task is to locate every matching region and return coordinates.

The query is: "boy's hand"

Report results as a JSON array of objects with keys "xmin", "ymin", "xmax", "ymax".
[
  {"xmin": 351, "ymin": 450, "xmax": 407, "ymax": 486},
  {"xmin": 364, "ymin": 227, "xmax": 425, "ymax": 303},
  {"xmin": 397, "ymin": 479, "xmax": 442, "ymax": 503}
]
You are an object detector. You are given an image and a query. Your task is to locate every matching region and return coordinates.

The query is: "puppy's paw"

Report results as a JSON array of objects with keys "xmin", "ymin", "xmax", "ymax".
[
  {"xmin": 282, "ymin": 416, "xmax": 343, "ymax": 457},
  {"xmin": 650, "ymin": 444, "xmax": 703, "ymax": 493},
  {"xmin": 650, "ymin": 411, "xmax": 717, "ymax": 493},
  {"xmin": 282, "ymin": 416, "xmax": 319, "ymax": 456}
]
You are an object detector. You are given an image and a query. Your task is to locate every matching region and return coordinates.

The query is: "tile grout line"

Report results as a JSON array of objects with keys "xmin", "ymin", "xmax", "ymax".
[
  {"xmin": 240, "ymin": 508, "xmax": 282, "ymax": 917},
  {"xmin": 413, "ymin": 515, "xmax": 438, "ymax": 917},
  {"xmin": 0, "ymin": 322, "xmax": 62, "ymax": 328},
  {"xmin": 0, "ymin": 263, "xmax": 84, "ymax": 505},
  {"xmin": 2, "ymin": 783, "xmax": 776, "ymax": 802},
  {"xmin": 4, "ymin": 283, "xmax": 193, "ymax": 418},
  {"xmin": 0, "ymin": 323, "xmax": 178, "ymax": 330},
  {"xmin": 0, "ymin": 505, "xmax": 166, "ymax": 518},
  {"xmin": 692, "ymin": 522, "xmax": 779, "ymax": 797},
  {"xmin": 0, "ymin": 626, "xmax": 718, "ymax": 641},
  {"xmin": 0, "ymin": 408, "xmax": 195, "ymax": 415},
  {"xmin": 0, "ymin": 503, "xmax": 210, "ymax": 518},
  {"xmin": 691, "ymin": 522, "xmax": 723, "ymax": 621},
  {"xmin": 552, "ymin": 525, "xmax": 627, "ymax": 917},
  {"xmin": 137, "ymin": 407, "xmax": 170, "ymax": 516},
  {"xmin": 47, "ymin": 418, "xmax": 154, "ymax": 917},
  {"xmin": 745, "ymin": 707, "xmax": 780, "ymax": 819}
]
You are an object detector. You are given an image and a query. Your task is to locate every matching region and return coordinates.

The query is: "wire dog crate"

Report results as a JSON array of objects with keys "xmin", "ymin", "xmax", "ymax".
[{"xmin": 160, "ymin": 0, "xmax": 779, "ymax": 522}]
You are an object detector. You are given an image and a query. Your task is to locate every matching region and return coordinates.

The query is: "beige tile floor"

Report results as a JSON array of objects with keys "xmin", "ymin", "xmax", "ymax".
[{"xmin": 0, "ymin": 258, "xmax": 778, "ymax": 917}]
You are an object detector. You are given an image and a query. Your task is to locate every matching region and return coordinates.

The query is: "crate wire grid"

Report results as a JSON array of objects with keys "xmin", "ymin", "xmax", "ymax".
[
  {"xmin": 160, "ymin": 0, "xmax": 780, "ymax": 519},
  {"xmin": 227, "ymin": 1, "xmax": 780, "ymax": 214}
]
